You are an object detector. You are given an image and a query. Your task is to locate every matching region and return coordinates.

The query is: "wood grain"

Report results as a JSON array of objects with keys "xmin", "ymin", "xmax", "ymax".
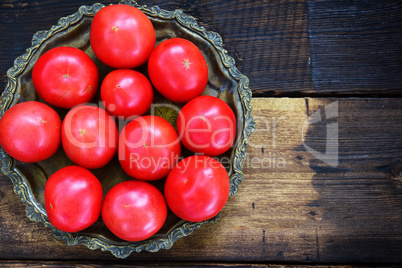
[
  {"xmin": 1, "ymin": 0, "xmax": 401, "ymax": 96},
  {"xmin": 307, "ymin": 1, "xmax": 402, "ymax": 95},
  {"xmin": 0, "ymin": 260, "xmax": 361, "ymax": 268},
  {"xmin": 1, "ymin": 98, "xmax": 401, "ymax": 263}
]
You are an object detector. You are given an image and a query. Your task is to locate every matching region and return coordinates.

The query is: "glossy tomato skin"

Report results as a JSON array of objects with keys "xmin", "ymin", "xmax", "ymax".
[
  {"xmin": 44, "ymin": 166, "xmax": 103, "ymax": 233},
  {"xmin": 164, "ymin": 155, "xmax": 230, "ymax": 222},
  {"xmin": 32, "ymin": 47, "xmax": 99, "ymax": 109},
  {"xmin": 102, "ymin": 180, "xmax": 167, "ymax": 241},
  {"xmin": 0, "ymin": 101, "xmax": 61, "ymax": 163},
  {"xmin": 118, "ymin": 115, "xmax": 181, "ymax": 181},
  {"xmin": 90, "ymin": 4, "xmax": 156, "ymax": 69},
  {"xmin": 148, "ymin": 38, "xmax": 208, "ymax": 103},
  {"xmin": 61, "ymin": 105, "xmax": 118, "ymax": 169},
  {"xmin": 177, "ymin": 95, "xmax": 236, "ymax": 156},
  {"xmin": 101, "ymin": 69, "xmax": 153, "ymax": 119}
]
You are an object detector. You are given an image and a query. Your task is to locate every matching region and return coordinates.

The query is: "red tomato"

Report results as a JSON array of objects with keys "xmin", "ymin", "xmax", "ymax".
[
  {"xmin": 164, "ymin": 155, "xmax": 230, "ymax": 222},
  {"xmin": 118, "ymin": 115, "xmax": 181, "ymax": 181},
  {"xmin": 100, "ymin": 69, "xmax": 153, "ymax": 119},
  {"xmin": 32, "ymin": 47, "xmax": 99, "ymax": 109},
  {"xmin": 0, "ymin": 101, "xmax": 61, "ymax": 163},
  {"xmin": 147, "ymin": 38, "xmax": 208, "ymax": 103},
  {"xmin": 102, "ymin": 180, "xmax": 167, "ymax": 241},
  {"xmin": 90, "ymin": 4, "xmax": 156, "ymax": 69},
  {"xmin": 61, "ymin": 105, "xmax": 118, "ymax": 169},
  {"xmin": 44, "ymin": 166, "xmax": 103, "ymax": 233},
  {"xmin": 177, "ymin": 95, "xmax": 236, "ymax": 156}
]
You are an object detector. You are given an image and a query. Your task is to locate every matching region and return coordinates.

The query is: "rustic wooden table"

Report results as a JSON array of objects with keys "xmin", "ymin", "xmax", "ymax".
[{"xmin": 1, "ymin": 0, "xmax": 401, "ymax": 267}]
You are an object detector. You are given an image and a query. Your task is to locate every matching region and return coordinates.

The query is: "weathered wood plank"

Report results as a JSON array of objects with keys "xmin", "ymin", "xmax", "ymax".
[
  {"xmin": 0, "ymin": 260, "xmax": 361, "ymax": 268},
  {"xmin": 307, "ymin": 1, "xmax": 402, "ymax": 95},
  {"xmin": 1, "ymin": 0, "xmax": 401, "ymax": 96},
  {"xmin": 242, "ymin": 98, "xmax": 402, "ymax": 263},
  {"xmin": 0, "ymin": 97, "xmax": 401, "ymax": 263}
]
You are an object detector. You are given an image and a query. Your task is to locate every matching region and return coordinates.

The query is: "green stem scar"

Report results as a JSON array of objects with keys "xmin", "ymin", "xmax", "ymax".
[
  {"xmin": 183, "ymin": 58, "xmax": 191, "ymax": 69},
  {"xmin": 85, "ymin": 85, "xmax": 93, "ymax": 93}
]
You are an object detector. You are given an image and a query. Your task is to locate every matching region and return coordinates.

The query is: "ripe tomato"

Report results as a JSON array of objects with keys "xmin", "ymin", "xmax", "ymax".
[
  {"xmin": 90, "ymin": 4, "xmax": 156, "ymax": 69},
  {"xmin": 164, "ymin": 155, "xmax": 230, "ymax": 222},
  {"xmin": 118, "ymin": 115, "xmax": 181, "ymax": 181},
  {"xmin": 100, "ymin": 69, "xmax": 153, "ymax": 119},
  {"xmin": 61, "ymin": 105, "xmax": 118, "ymax": 169},
  {"xmin": 32, "ymin": 47, "xmax": 99, "ymax": 109},
  {"xmin": 0, "ymin": 101, "xmax": 61, "ymax": 163},
  {"xmin": 147, "ymin": 38, "xmax": 208, "ymax": 103},
  {"xmin": 177, "ymin": 95, "xmax": 236, "ymax": 156},
  {"xmin": 44, "ymin": 166, "xmax": 103, "ymax": 233},
  {"xmin": 102, "ymin": 180, "xmax": 167, "ymax": 241}
]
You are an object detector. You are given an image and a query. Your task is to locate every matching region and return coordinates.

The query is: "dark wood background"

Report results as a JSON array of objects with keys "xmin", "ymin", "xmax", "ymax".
[{"xmin": 1, "ymin": 0, "xmax": 401, "ymax": 267}]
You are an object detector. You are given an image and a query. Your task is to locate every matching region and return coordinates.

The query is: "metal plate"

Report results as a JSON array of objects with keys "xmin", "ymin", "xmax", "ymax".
[{"xmin": 0, "ymin": 0, "xmax": 255, "ymax": 258}]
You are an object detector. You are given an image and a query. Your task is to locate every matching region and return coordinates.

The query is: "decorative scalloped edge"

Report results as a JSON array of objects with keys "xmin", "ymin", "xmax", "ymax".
[{"xmin": 0, "ymin": 0, "xmax": 255, "ymax": 259}]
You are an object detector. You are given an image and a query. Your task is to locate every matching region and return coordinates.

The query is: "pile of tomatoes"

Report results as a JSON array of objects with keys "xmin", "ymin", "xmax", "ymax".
[{"xmin": 0, "ymin": 4, "xmax": 237, "ymax": 242}]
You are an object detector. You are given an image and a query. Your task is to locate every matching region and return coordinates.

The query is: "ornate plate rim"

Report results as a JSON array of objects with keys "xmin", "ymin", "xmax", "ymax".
[{"xmin": 0, "ymin": 0, "xmax": 256, "ymax": 258}]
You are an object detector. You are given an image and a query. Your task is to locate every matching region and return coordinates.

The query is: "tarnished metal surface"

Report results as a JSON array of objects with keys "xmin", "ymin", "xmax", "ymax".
[{"xmin": 0, "ymin": 0, "xmax": 255, "ymax": 258}]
